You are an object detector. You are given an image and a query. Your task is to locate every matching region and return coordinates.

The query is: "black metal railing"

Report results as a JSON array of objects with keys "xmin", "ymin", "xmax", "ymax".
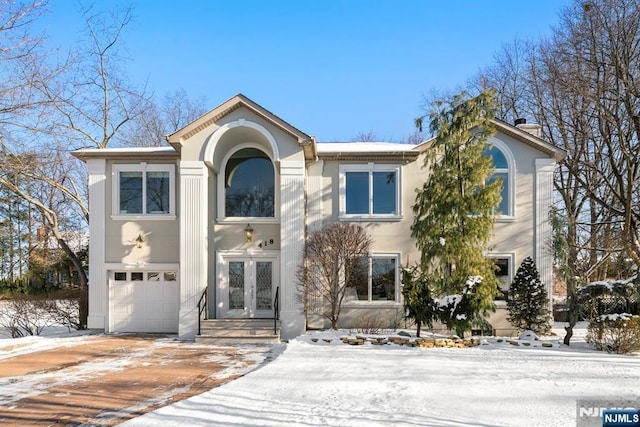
[
  {"xmin": 197, "ymin": 286, "xmax": 208, "ymax": 336},
  {"xmin": 273, "ymin": 286, "xmax": 280, "ymax": 334}
]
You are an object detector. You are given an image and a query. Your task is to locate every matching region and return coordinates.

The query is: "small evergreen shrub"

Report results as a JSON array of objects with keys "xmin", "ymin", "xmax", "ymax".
[
  {"xmin": 401, "ymin": 266, "xmax": 435, "ymax": 337},
  {"xmin": 507, "ymin": 257, "xmax": 551, "ymax": 335},
  {"xmin": 586, "ymin": 314, "xmax": 640, "ymax": 354}
]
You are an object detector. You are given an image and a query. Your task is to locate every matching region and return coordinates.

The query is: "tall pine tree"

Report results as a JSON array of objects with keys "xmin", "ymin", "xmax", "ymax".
[
  {"xmin": 412, "ymin": 89, "xmax": 502, "ymax": 337},
  {"xmin": 507, "ymin": 256, "xmax": 551, "ymax": 335}
]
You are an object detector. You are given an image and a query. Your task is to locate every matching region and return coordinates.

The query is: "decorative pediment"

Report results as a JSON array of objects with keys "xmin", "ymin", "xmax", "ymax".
[{"xmin": 165, "ymin": 94, "xmax": 317, "ymax": 160}]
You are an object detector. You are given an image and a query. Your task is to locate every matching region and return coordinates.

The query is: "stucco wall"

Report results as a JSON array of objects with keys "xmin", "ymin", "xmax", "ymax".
[
  {"xmin": 103, "ymin": 160, "xmax": 180, "ymax": 264},
  {"xmin": 319, "ymin": 158, "xmax": 421, "ymax": 257},
  {"xmin": 177, "ymin": 105, "xmax": 306, "ymax": 327},
  {"xmin": 309, "ymin": 130, "xmax": 556, "ymax": 335}
]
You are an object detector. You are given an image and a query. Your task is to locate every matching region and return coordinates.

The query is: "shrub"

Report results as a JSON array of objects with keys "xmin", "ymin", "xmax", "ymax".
[
  {"xmin": 0, "ymin": 291, "xmax": 81, "ymax": 338},
  {"xmin": 0, "ymin": 294, "xmax": 54, "ymax": 337},
  {"xmin": 352, "ymin": 314, "xmax": 385, "ymax": 335},
  {"xmin": 47, "ymin": 294, "xmax": 82, "ymax": 332},
  {"xmin": 401, "ymin": 265, "xmax": 435, "ymax": 337},
  {"xmin": 586, "ymin": 314, "xmax": 640, "ymax": 354},
  {"xmin": 507, "ymin": 257, "xmax": 551, "ymax": 335}
]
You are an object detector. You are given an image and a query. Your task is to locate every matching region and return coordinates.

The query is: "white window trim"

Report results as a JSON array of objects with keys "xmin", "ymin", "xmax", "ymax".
[
  {"xmin": 105, "ymin": 262, "xmax": 180, "ymax": 273},
  {"xmin": 343, "ymin": 252, "xmax": 402, "ymax": 306},
  {"xmin": 112, "ymin": 163, "xmax": 176, "ymax": 220},
  {"xmin": 216, "ymin": 143, "xmax": 280, "ymax": 222},
  {"xmin": 487, "ymin": 138, "xmax": 516, "ymax": 221},
  {"xmin": 339, "ymin": 163, "xmax": 402, "ymax": 221},
  {"xmin": 488, "ymin": 252, "xmax": 515, "ymax": 283}
]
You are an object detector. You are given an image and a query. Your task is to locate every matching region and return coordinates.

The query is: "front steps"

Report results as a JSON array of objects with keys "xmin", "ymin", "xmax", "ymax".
[{"xmin": 196, "ymin": 318, "xmax": 281, "ymax": 345}]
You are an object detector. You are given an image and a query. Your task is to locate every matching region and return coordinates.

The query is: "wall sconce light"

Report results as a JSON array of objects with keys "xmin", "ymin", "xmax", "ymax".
[
  {"xmin": 135, "ymin": 233, "xmax": 145, "ymax": 248},
  {"xmin": 244, "ymin": 224, "xmax": 254, "ymax": 243}
]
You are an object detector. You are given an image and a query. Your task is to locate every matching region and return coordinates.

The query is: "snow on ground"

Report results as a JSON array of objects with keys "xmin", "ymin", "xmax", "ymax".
[
  {"xmin": 122, "ymin": 323, "xmax": 640, "ymax": 427},
  {"xmin": 0, "ymin": 329, "xmax": 97, "ymax": 360},
  {"xmin": 0, "ymin": 334, "xmax": 279, "ymax": 423}
]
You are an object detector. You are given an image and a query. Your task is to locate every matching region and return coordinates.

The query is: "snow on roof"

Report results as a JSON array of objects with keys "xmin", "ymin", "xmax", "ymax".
[
  {"xmin": 74, "ymin": 146, "xmax": 177, "ymax": 154},
  {"xmin": 316, "ymin": 142, "xmax": 418, "ymax": 153},
  {"xmin": 71, "ymin": 146, "xmax": 179, "ymax": 161}
]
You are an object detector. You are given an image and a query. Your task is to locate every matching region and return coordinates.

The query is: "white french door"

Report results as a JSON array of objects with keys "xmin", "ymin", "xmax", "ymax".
[{"xmin": 217, "ymin": 251, "xmax": 279, "ymax": 319}]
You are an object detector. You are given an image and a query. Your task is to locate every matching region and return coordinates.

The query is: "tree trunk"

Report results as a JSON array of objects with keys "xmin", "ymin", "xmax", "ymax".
[
  {"xmin": 56, "ymin": 236, "xmax": 88, "ymax": 329},
  {"xmin": 563, "ymin": 325, "xmax": 573, "ymax": 346},
  {"xmin": 563, "ymin": 277, "xmax": 580, "ymax": 346}
]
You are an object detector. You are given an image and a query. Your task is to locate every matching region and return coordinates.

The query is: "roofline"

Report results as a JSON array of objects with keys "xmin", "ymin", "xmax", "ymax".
[
  {"xmin": 317, "ymin": 151, "xmax": 420, "ymax": 162},
  {"xmin": 166, "ymin": 93, "xmax": 313, "ymax": 146},
  {"xmin": 413, "ymin": 137, "xmax": 434, "ymax": 152},
  {"xmin": 71, "ymin": 147, "xmax": 180, "ymax": 162},
  {"xmin": 492, "ymin": 118, "xmax": 566, "ymax": 161},
  {"xmin": 413, "ymin": 119, "xmax": 567, "ymax": 161},
  {"xmin": 165, "ymin": 93, "xmax": 317, "ymax": 161}
]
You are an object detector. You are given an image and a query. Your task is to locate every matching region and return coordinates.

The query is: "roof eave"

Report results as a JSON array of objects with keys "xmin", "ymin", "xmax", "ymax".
[
  {"xmin": 318, "ymin": 151, "xmax": 420, "ymax": 162},
  {"xmin": 492, "ymin": 119, "xmax": 567, "ymax": 161},
  {"xmin": 71, "ymin": 149, "xmax": 180, "ymax": 162},
  {"xmin": 301, "ymin": 136, "xmax": 318, "ymax": 161},
  {"xmin": 412, "ymin": 121, "xmax": 567, "ymax": 161}
]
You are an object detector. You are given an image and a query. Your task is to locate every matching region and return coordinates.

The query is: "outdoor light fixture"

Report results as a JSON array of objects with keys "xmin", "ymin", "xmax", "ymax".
[
  {"xmin": 135, "ymin": 233, "xmax": 145, "ymax": 248},
  {"xmin": 244, "ymin": 224, "xmax": 254, "ymax": 243}
]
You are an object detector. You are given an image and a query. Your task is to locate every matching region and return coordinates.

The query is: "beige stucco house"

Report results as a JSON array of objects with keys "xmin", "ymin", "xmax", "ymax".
[{"xmin": 72, "ymin": 94, "xmax": 565, "ymax": 341}]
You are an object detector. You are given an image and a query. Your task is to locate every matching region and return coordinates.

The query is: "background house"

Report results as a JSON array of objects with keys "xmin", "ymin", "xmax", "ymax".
[{"xmin": 73, "ymin": 94, "xmax": 565, "ymax": 340}]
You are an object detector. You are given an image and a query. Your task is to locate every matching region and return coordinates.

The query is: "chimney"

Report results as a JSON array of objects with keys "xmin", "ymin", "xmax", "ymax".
[{"xmin": 514, "ymin": 118, "xmax": 542, "ymax": 138}]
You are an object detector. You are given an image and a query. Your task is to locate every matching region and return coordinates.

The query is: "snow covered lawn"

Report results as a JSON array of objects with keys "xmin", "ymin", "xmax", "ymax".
[{"xmin": 124, "ymin": 326, "xmax": 640, "ymax": 427}]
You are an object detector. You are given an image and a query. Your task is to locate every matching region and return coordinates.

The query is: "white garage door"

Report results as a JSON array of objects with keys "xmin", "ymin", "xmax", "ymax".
[{"xmin": 110, "ymin": 271, "xmax": 179, "ymax": 333}]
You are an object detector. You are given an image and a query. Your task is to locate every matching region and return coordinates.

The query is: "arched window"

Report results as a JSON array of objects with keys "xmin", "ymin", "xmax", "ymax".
[
  {"xmin": 224, "ymin": 148, "xmax": 275, "ymax": 218},
  {"xmin": 483, "ymin": 143, "xmax": 513, "ymax": 217}
]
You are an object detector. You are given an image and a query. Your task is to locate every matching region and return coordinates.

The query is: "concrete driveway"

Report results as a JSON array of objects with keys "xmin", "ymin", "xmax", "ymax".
[{"xmin": 0, "ymin": 334, "xmax": 277, "ymax": 426}]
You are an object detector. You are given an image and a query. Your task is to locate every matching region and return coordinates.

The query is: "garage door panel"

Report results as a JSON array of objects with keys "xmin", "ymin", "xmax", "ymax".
[{"xmin": 110, "ymin": 271, "xmax": 179, "ymax": 333}]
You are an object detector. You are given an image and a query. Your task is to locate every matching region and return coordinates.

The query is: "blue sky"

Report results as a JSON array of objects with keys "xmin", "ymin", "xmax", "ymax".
[{"xmin": 41, "ymin": 1, "xmax": 569, "ymax": 142}]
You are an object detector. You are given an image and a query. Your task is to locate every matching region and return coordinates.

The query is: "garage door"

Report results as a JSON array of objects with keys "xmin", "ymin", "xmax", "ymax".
[{"xmin": 110, "ymin": 271, "xmax": 179, "ymax": 333}]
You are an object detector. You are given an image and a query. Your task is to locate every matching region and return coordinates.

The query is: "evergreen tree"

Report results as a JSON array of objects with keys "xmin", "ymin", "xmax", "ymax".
[
  {"xmin": 507, "ymin": 256, "xmax": 551, "ymax": 335},
  {"xmin": 412, "ymin": 89, "xmax": 502, "ymax": 337},
  {"xmin": 401, "ymin": 265, "xmax": 435, "ymax": 337}
]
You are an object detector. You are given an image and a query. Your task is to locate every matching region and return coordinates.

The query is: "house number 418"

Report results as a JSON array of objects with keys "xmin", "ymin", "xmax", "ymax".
[{"xmin": 258, "ymin": 239, "xmax": 275, "ymax": 249}]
